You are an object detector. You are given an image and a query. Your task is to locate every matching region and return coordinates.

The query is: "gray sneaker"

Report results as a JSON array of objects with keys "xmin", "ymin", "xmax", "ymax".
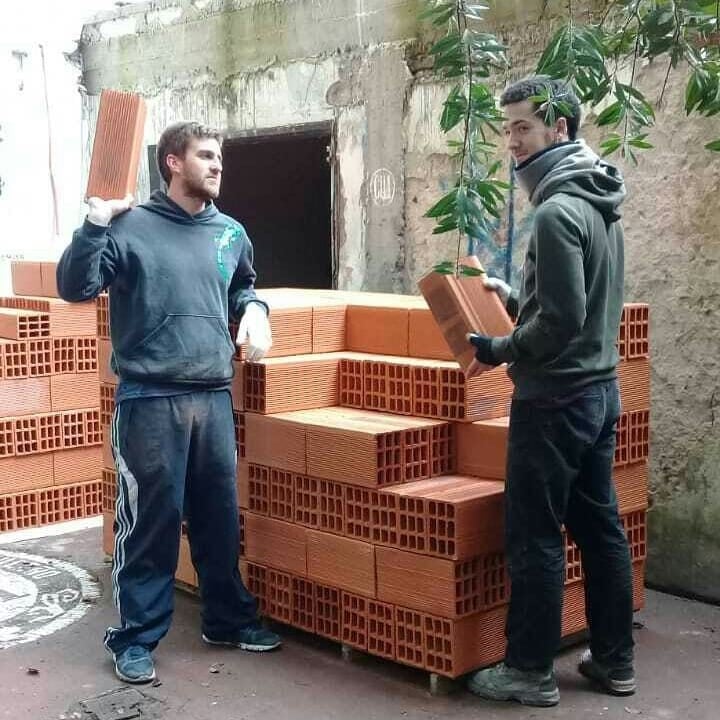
[
  {"xmin": 202, "ymin": 624, "xmax": 281, "ymax": 652},
  {"xmin": 113, "ymin": 645, "xmax": 156, "ymax": 684},
  {"xmin": 578, "ymin": 649, "xmax": 636, "ymax": 696},
  {"xmin": 467, "ymin": 662, "xmax": 560, "ymax": 707}
]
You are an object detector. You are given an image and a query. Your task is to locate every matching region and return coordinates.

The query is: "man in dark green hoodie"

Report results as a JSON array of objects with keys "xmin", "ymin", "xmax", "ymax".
[
  {"xmin": 465, "ymin": 77, "xmax": 635, "ymax": 706},
  {"xmin": 57, "ymin": 121, "xmax": 281, "ymax": 684}
]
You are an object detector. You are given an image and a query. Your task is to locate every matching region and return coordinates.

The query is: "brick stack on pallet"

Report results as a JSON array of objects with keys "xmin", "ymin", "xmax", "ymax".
[
  {"xmin": 0, "ymin": 261, "xmax": 103, "ymax": 533},
  {"xmin": 97, "ymin": 285, "xmax": 649, "ymax": 678}
]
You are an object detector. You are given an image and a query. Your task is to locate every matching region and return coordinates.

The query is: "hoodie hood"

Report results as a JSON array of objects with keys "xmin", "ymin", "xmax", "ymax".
[
  {"xmin": 515, "ymin": 140, "xmax": 626, "ymax": 223},
  {"xmin": 140, "ymin": 190, "xmax": 219, "ymax": 225}
]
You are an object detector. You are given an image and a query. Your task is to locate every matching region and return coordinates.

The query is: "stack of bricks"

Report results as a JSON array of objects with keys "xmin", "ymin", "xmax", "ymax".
[
  {"xmin": 96, "ymin": 284, "xmax": 649, "ymax": 677},
  {"xmin": 0, "ymin": 261, "xmax": 103, "ymax": 533}
]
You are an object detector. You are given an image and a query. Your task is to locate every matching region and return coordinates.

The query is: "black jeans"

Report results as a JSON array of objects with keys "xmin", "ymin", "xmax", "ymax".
[{"xmin": 504, "ymin": 379, "xmax": 634, "ymax": 672}]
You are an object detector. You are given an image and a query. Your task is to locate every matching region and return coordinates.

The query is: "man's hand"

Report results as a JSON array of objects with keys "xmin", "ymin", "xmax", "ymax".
[
  {"xmin": 236, "ymin": 302, "xmax": 272, "ymax": 362},
  {"xmin": 87, "ymin": 194, "xmax": 134, "ymax": 227},
  {"xmin": 465, "ymin": 357, "xmax": 493, "ymax": 379},
  {"xmin": 482, "ymin": 276, "xmax": 512, "ymax": 306}
]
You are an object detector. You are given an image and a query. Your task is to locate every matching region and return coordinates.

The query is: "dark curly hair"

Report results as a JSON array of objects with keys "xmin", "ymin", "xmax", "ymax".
[{"xmin": 500, "ymin": 76, "xmax": 582, "ymax": 140}]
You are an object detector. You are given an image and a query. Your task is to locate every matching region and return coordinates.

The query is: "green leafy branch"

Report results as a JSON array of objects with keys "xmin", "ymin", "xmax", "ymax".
[{"xmin": 420, "ymin": 1, "xmax": 509, "ymax": 276}]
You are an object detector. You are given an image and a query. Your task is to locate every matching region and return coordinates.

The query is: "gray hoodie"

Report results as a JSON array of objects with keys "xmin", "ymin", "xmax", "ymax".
[{"xmin": 491, "ymin": 140, "xmax": 626, "ymax": 398}]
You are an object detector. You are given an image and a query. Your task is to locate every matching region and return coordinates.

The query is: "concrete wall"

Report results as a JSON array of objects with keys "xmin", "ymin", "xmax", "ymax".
[{"xmin": 79, "ymin": 0, "xmax": 720, "ymax": 599}]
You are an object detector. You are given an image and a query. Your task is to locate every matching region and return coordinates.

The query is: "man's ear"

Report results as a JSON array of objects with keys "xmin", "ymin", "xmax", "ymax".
[
  {"xmin": 165, "ymin": 153, "xmax": 182, "ymax": 176},
  {"xmin": 555, "ymin": 116, "xmax": 569, "ymax": 141}
]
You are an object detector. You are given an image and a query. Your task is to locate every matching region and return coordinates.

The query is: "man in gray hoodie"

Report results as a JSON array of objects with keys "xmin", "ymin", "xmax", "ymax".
[
  {"xmin": 465, "ymin": 77, "xmax": 635, "ymax": 706},
  {"xmin": 57, "ymin": 121, "xmax": 281, "ymax": 684}
]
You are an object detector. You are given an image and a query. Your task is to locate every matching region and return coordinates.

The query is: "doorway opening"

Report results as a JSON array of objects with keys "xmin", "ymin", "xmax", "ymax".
[{"xmin": 216, "ymin": 125, "xmax": 334, "ymax": 289}]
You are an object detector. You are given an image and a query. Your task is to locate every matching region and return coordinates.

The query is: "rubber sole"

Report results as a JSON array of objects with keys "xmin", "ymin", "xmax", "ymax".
[
  {"xmin": 114, "ymin": 662, "xmax": 156, "ymax": 684},
  {"xmin": 201, "ymin": 633, "xmax": 282, "ymax": 652},
  {"xmin": 578, "ymin": 661, "xmax": 636, "ymax": 696},
  {"xmin": 467, "ymin": 679, "xmax": 560, "ymax": 707}
]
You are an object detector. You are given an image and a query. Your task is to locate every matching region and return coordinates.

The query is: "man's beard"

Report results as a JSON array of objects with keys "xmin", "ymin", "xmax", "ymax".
[{"xmin": 185, "ymin": 175, "xmax": 220, "ymax": 201}]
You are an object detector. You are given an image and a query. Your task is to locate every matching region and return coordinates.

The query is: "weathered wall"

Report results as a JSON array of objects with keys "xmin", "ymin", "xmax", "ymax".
[{"xmin": 80, "ymin": 0, "xmax": 720, "ymax": 598}]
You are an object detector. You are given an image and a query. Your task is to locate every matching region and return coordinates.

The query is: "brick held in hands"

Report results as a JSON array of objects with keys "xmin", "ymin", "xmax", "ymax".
[
  {"xmin": 243, "ymin": 512, "xmax": 307, "ymax": 575},
  {"xmin": 307, "ymin": 529, "xmax": 376, "ymax": 597},
  {"xmin": 456, "ymin": 417, "xmax": 508, "ymax": 480},
  {"xmin": 418, "ymin": 264, "xmax": 513, "ymax": 373},
  {"xmin": 86, "ymin": 89, "xmax": 147, "ymax": 201},
  {"xmin": 10, "ymin": 261, "xmax": 43, "ymax": 297}
]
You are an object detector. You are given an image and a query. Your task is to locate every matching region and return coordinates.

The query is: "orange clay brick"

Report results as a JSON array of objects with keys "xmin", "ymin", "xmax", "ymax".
[
  {"xmin": 50, "ymin": 373, "xmax": 100, "ymax": 412},
  {"xmin": 0, "ymin": 309, "xmax": 49, "ymax": 340},
  {"xmin": 0, "ymin": 377, "xmax": 51, "ymax": 418},
  {"xmin": 86, "ymin": 89, "xmax": 147, "ymax": 201},
  {"xmin": 52, "ymin": 446, "xmax": 103, "ymax": 485},
  {"xmin": 10, "ymin": 261, "xmax": 43, "ymax": 296},
  {"xmin": 0, "ymin": 339, "xmax": 29, "ymax": 379},
  {"xmin": 0, "ymin": 453, "xmax": 54, "ymax": 494},
  {"xmin": 306, "ymin": 529, "xmax": 376, "ymax": 597}
]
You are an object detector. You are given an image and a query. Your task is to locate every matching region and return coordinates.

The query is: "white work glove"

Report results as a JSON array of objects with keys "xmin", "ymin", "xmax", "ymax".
[
  {"xmin": 482, "ymin": 276, "xmax": 512, "ymax": 306},
  {"xmin": 236, "ymin": 302, "xmax": 272, "ymax": 362},
  {"xmin": 86, "ymin": 194, "xmax": 134, "ymax": 226}
]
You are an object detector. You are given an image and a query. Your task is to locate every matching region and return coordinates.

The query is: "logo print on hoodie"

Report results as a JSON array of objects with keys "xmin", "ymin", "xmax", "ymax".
[{"xmin": 213, "ymin": 225, "xmax": 242, "ymax": 281}]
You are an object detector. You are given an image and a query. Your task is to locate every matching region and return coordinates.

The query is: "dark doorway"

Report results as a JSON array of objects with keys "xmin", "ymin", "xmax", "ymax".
[{"xmin": 216, "ymin": 127, "xmax": 333, "ymax": 289}]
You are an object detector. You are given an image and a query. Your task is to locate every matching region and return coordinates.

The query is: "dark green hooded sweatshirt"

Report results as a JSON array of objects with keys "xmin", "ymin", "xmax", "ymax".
[{"xmin": 490, "ymin": 140, "xmax": 626, "ymax": 399}]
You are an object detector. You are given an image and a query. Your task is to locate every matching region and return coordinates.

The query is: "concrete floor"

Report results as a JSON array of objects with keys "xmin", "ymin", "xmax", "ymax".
[{"xmin": 1, "ymin": 524, "xmax": 719, "ymax": 720}]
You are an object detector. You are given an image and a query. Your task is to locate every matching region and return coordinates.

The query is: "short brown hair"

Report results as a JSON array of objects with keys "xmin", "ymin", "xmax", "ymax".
[{"xmin": 156, "ymin": 121, "xmax": 223, "ymax": 185}]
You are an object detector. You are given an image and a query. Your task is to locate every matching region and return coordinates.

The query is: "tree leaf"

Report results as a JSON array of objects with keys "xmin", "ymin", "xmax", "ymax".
[
  {"xmin": 705, "ymin": 139, "xmax": 720, "ymax": 151},
  {"xmin": 459, "ymin": 264, "xmax": 486, "ymax": 276}
]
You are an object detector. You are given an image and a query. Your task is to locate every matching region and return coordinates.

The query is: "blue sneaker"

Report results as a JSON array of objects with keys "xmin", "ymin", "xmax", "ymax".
[
  {"xmin": 202, "ymin": 624, "xmax": 281, "ymax": 652},
  {"xmin": 467, "ymin": 662, "xmax": 560, "ymax": 707},
  {"xmin": 113, "ymin": 645, "xmax": 156, "ymax": 684}
]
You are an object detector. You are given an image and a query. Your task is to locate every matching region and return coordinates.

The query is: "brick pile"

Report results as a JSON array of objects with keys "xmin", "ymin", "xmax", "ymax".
[
  {"xmin": 98, "ymin": 285, "xmax": 649, "ymax": 678},
  {"xmin": 0, "ymin": 261, "xmax": 103, "ymax": 532}
]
